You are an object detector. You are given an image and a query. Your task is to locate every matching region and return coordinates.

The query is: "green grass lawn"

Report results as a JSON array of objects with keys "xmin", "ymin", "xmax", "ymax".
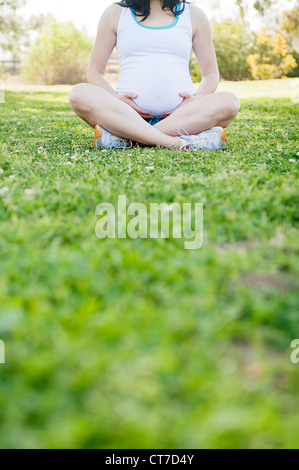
[{"xmin": 0, "ymin": 78, "xmax": 298, "ymax": 449}]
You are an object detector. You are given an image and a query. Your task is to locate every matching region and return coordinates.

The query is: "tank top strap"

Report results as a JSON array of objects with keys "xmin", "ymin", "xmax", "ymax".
[
  {"xmin": 117, "ymin": 2, "xmax": 192, "ymax": 33},
  {"xmin": 177, "ymin": 3, "xmax": 192, "ymax": 35},
  {"xmin": 117, "ymin": 4, "xmax": 132, "ymax": 34}
]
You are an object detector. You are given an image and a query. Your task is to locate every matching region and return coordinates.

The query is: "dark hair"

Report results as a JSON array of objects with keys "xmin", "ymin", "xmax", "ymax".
[{"xmin": 116, "ymin": 1, "xmax": 187, "ymax": 22}]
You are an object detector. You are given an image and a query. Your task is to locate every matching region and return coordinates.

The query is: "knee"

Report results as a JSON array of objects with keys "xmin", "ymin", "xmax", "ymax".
[
  {"xmin": 69, "ymin": 83, "xmax": 90, "ymax": 112},
  {"xmin": 224, "ymin": 93, "xmax": 240, "ymax": 118}
]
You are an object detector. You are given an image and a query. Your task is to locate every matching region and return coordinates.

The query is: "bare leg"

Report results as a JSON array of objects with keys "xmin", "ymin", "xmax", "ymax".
[
  {"xmin": 154, "ymin": 92, "xmax": 240, "ymax": 137},
  {"xmin": 69, "ymin": 83, "xmax": 180, "ymax": 149}
]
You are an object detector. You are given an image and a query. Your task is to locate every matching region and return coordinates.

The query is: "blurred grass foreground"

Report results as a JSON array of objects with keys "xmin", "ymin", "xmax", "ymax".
[{"xmin": 0, "ymin": 78, "xmax": 298, "ymax": 449}]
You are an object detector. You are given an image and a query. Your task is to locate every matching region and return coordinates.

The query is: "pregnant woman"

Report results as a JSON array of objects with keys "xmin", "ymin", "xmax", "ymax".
[{"xmin": 69, "ymin": 0, "xmax": 240, "ymax": 151}]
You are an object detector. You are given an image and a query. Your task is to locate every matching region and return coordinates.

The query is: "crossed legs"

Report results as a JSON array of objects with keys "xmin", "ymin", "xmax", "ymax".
[
  {"xmin": 154, "ymin": 92, "xmax": 240, "ymax": 136},
  {"xmin": 69, "ymin": 83, "xmax": 240, "ymax": 149}
]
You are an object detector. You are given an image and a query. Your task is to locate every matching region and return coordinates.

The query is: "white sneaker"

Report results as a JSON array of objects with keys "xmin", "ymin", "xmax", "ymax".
[
  {"xmin": 94, "ymin": 125, "xmax": 133, "ymax": 150},
  {"xmin": 179, "ymin": 127, "xmax": 228, "ymax": 151}
]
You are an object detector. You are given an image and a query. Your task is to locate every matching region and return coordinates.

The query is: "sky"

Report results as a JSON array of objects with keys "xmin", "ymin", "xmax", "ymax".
[{"xmin": 20, "ymin": 0, "xmax": 295, "ymax": 36}]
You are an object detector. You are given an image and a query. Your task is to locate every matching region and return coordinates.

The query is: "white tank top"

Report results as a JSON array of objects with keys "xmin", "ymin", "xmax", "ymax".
[{"xmin": 116, "ymin": 4, "xmax": 194, "ymax": 117}]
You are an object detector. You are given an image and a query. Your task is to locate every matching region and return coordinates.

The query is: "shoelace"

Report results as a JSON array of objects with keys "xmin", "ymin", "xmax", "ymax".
[
  {"xmin": 110, "ymin": 134, "xmax": 133, "ymax": 149},
  {"xmin": 178, "ymin": 128, "xmax": 207, "ymax": 150}
]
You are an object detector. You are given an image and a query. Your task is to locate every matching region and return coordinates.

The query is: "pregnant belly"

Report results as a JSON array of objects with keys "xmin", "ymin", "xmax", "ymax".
[
  {"xmin": 117, "ymin": 61, "xmax": 194, "ymax": 116},
  {"xmin": 133, "ymin": 87, "xmax": 184, "ymax": 117},
  {"xmin": 118, "ymin": 74, "xmax": 192, "ymax": 116}
]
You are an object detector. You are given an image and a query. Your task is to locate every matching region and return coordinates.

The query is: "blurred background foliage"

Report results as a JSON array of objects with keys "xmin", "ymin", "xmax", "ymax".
[
  {"xmin": 0, "ymin": 0, "xmax": 298, "ymax": 84},
  {"xmin": 22, "ymin": 19, "xmax": 93, "ymax": 85},
  {"xmin": 190, "ymin": 0, "xmax": 299, "ymax": 82}
]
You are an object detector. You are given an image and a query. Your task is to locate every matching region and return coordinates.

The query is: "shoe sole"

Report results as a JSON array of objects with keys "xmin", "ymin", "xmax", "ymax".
[
  {"xmin": 220, "ymin": 129, "xmax": 228, "ymax": 150},
  {"xmin": 94, "ymin": 125, "xmax": 103, "ymax": 149}
]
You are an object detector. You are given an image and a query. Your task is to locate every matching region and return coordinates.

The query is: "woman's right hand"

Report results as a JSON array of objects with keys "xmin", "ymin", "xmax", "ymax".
[{"xmin": 117, "ymin": 93, "xmax": 153, "ymax": 119}]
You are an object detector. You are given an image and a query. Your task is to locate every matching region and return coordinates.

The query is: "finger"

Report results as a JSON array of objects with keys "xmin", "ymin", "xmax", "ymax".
[
  {"xmin": 129, "ymin": 102, "xmax": 152, "ymax": 116},
  {"xmin": 121, "ymin": 96, "xmax": 153, "ymax": 116},
  {"xmin": 126, "ymin": 98, "xmax": 152, "ymax": 115},
  {"xmin": 140, "ymin": 112, "xmax": 154, "ymax": 118},
  {"xmin": 180, "ymin": 92, "xmax": 192, "ymax": 99},
  {"xmin": 122, "ymin": 95, "xmax": 154, "ymax": 115},
  {"xmin": 124, "ymin": 93, "xmax": 137, "ymax": 99}
]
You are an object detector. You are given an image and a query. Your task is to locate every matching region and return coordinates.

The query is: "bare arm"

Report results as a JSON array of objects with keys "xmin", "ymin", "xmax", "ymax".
[
  {"xmin": 190, "ymin": 6, "xmax": 219, "ymax": 98},
  {"xmin": 87, "ymin": 4, "xmax": 152, "ymax": 117},
  {"xmin": 87, "ymin": 4, "xmax": 121, "ymax": 96}
]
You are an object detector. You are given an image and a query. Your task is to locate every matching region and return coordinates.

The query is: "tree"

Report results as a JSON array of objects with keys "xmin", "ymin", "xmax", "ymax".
[
  {"xmin": 236, "ymin": 0, "xmax": 288, "ymax": 17},
  {"xmin": 213, "ymin": 20, "xmax": 255, "ymax": 80},
  {"xmin": 281, "ymin": 1, "xmax": 299, "ymax": 77},
  {"xmin": 22, "ymin": 18, "xmax": 93, "ymax": 84},
  {"xmin": 247, "ymin": 28, "xmax": 297, "ymax": 79},
  {"xmin": 252, "ymin": 0, "xmax": 272, "ymax": 16},
  {"xmin": 190, "ymin": 19, "xmax": 254, "ymax": 81},
  {"xmin": 0, "ymin": 2, "xmax": 49, "ymax": 60},
  {"xmin": 0, "ymin": 0, "xmax": 26, "ymax": 33},
  {"xmin": 235, "ymin": 0, "xmax": 295, "ymax": 29},
  {"xmin": 0, "ymin": 0, "xmax": 27, "ymax": 58},
  {"xmin": 281, "ymin": 3, "xmax": 299, "ymax": 37}
]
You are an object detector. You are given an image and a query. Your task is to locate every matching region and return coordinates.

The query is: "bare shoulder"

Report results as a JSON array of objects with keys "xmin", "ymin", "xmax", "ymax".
[
  {"xmin": 99, "ymin": 3, "xmax": 122, "ymax": 32},
  {"xmin": 189, "ymin": 4, "xmax": 211, "ymax": 35}
]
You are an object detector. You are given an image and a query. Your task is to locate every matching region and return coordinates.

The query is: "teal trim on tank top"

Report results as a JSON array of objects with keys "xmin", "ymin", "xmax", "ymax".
[{"xmin": 130, "ymin": 4, "xmax": 181, "ymax": 30}]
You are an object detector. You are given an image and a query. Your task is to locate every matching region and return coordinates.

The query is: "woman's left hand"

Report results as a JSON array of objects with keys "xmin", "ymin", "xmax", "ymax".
[{"xmin": 160, "ymin": 93, "xmax": 196, "ymax": 118}]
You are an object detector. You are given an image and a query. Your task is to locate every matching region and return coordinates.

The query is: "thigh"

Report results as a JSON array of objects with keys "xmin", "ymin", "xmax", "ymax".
[
  {"xmin": 69, "ymin": 83, "xmax": 144, "ymax": 129},
  {"xmin": 69, "ymin": 83, "xmax": 112, "ymax": 113},
  {"xmin": 171, "ymin": 92, "xmax": 239, "ymax": 120},
  {"xmin": 154, "ymin": 92, "xmax": 240, "ymax": 135}
]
